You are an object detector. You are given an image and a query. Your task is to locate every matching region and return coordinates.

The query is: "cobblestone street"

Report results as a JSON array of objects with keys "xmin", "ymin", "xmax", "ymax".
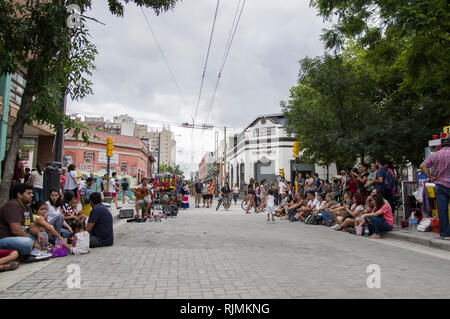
[{"xmin": 1, "ymin": 201, "xmax": 450, "ymax": 299}]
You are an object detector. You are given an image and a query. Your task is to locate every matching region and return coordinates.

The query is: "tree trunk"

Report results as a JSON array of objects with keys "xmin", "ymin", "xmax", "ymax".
[{"xmin": 0, "ymin": 86, "xmax": 33, "ymax": 204}]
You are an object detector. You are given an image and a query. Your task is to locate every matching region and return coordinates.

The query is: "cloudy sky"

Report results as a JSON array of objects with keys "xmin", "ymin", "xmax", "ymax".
[{"xmin": 68, "ymin": 0, "xmax": 331, "ymax": 174}]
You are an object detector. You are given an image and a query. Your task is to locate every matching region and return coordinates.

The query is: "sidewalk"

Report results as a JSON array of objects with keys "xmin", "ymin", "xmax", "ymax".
[{"xmin": 384, "ymin": 228, "xmax": 450, "ymax": 252}]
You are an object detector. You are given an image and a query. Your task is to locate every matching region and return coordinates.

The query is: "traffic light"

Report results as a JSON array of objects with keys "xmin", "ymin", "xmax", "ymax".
[
  {"xmin": 106, "ymin": 137, "xmax": 114, "ymax": 157},
  {"xmin": 292, "ymin": 141, "xmax": 299, "ymax": 158},
  {"xmin": 279, "ymin": 168, "xmax": 284, "ymax": 178}
]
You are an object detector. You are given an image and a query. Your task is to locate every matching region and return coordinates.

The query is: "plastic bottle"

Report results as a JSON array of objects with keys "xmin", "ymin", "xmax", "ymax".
[
  {"xmin": 364, "ymin": 226, "xmax": 369, "ymax": 238},
  {"xmin": 409, "ymin": 212, "xmax": 418, "ymax": 232}
]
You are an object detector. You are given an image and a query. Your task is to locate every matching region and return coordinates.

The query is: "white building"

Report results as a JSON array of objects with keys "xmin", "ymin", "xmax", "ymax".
[
  {"xmin": 226, "ymin": 114, "xmax": 338, "ymax": 187},
  {"xmin": 113, "ymin": 114, "xmax": 135, "ymax": 137}
]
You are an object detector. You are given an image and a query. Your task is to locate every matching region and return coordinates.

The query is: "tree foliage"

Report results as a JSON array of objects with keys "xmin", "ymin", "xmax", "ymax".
[
  {"xmin": 0, "ymin": 0, "xmax": 180, "ymax": 203},
  {"xmin": 282, "ymin": 1, "xmax": 449, "ymax": 171},
  {"xmin": 159, "ymin": 164, "xmax": 183, "ymax": 177}
]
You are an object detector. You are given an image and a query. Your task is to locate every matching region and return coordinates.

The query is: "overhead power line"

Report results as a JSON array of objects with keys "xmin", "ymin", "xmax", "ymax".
[
  {"xmin": 204, "ymin": 0, "xmax": 246, "ymax": 127},
  {"xmin": 194, "ymin": 0, "xmax": 221, "ymax": 123},
  {"xmin": 140, "ymin": 7, "xmax": 187, "ymax": 108}
]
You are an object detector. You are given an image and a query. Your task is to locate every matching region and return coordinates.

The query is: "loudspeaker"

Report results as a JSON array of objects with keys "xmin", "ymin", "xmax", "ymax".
[{"xmin": 119, "ymin": 209, "xmax": 134, "ymax": 219}]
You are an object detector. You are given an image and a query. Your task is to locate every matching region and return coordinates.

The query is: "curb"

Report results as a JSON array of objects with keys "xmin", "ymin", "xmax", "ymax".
[{"xmin": 383, "ymin": 230, "xmax": 450, "ymax": 252}]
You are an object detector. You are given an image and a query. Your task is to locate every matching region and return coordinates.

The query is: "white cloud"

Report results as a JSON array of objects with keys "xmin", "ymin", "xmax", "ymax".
[{"xmin": 69, "ymin": 0, "xmax": 330, "ymax": 172}]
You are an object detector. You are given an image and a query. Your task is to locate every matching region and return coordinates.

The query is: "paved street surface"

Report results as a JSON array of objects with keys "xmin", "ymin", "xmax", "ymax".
[{"xmin": 1, "ymin": 199, "xmax": 450, "ymax": 299}]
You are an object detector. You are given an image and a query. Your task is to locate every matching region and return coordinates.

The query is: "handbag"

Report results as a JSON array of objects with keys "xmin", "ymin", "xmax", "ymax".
[
  {"xmin": 417, "ymin": 217, "xmax": 432, "ymax": 232},
  {"xmin": 51, "ymin": 239, "xmax": 68, "ymax": 258}
]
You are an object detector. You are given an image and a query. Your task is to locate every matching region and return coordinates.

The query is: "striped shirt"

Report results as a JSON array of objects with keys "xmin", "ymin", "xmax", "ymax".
[{"xmin": 423, "ymin": 147, "xmax": 450, "ymax": 188}]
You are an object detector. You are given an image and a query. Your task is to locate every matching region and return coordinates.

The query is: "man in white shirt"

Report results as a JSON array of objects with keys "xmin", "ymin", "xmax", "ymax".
[
  {"xmin": 107, "ymin": 172, "xmax": 121, "ymax": 210},
  {"xmin": 297, "ymin": 191, "xmax": 318, "ymax": 220}
]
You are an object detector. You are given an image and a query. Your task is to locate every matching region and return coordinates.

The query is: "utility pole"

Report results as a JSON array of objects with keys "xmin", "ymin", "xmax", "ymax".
[
  {"xmin": 214, "ymin": 131, "xmax": 218, "ymax": 196},
  {"xmin": 157, "ymin": 131, "xmax": 161, "ymax": 174},
  {"xmin": 224, "ymin": 126, "xmax": 227, "ymax": 185}
]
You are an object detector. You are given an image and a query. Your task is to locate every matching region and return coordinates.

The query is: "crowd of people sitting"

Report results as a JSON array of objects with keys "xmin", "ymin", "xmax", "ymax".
[
  {"xmin": 0, "ymin": 178, "xmax": 114, "ymax": 272},
  {"xmin": 240, "ymin": 159, "xmax": 398, "ymax": 238}
]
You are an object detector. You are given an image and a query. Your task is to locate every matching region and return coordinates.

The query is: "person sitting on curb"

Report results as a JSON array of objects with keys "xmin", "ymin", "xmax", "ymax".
[
  {"xmin": 292, "ymin": 191, "xmax": 317, "ymax": 221},
  {"xmin": 315, "ymin": 193, "xmax": 339, "ymax": 226},
  {"xmin": 280, "ymin": 193, "xmax": 305, "ymax": 221},
  {"xmin": 32, "ymin": 201, "xmax": 66, "ymax": 244},
  {"xmin": 0, "ymin": 250, "xmax": 19, "ymax": 272},
  {"xmin": 275, "ymin": 192, "xmax": 289, "ymax": 217},
  {"xmin": 329, "ymin": 191, "xmax": 353, "ymax": 229},
  {"xmin": 45, "ymin": 189, "xmax": 72, "ymax": 238},
  {"xmin": 311, "ymin": 193, "xmax": 328, "ymax": 223},
  {"xmin": 61, "ymin": 191, "xmax": 87, "ymax": 229},
  {"xmin": 334, "ymin": 192, "xmax": 365, "ymax": 232},
  {"xmin": 87, "ymin": 192, "xmax": 114, "ymax": 248},
  {"xmin": 355, "ymin": 192, "xmax": 394, "ymax": 238},
  {"xmin": 0, "ymin": 184, "xmax": 50, "ymax": 260}
]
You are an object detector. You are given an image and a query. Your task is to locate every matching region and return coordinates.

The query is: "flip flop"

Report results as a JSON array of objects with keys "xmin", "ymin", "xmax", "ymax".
[{"xmin": 0, "ymin": 261, "xmax": 20, "ymax": 272}]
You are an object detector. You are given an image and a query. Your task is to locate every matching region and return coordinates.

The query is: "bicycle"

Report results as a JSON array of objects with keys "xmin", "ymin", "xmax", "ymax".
[{"xmin": 216, "ymin": 194, "xmax": 231, "ymax": 211}]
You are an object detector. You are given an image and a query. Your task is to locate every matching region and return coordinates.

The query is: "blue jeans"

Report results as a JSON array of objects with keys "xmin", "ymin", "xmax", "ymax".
[
  {"xmin": 0, "ymin": 236, "xmax": 34, "ymax": 255},
  {"xmin": 33, "ymin": 188, "xmax": 43, "ymax": 203},
  {"xmin": 364, "ymin": 216, "xmax": 393, "ymax": 235},
  {"xmin": 321, "ymin": 209, "xmax": 334, "ymax": 223},
  {"xmin": 435, "ymin": 184, "xmax": 450, "ymax": 237},
  {"xmin": 233, "ymin": 193, "xmax": 238, "ymax": 204},
  {"xmin": 28, "ymin": 232, "xmax": 49, "ymax": 246}
]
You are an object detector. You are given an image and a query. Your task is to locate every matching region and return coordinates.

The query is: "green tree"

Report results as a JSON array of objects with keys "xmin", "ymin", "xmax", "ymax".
[
  {"xmin": 282, "ymin": 53, "xmax": 378, "ymax": 170},
  {"xmin": 309, "ymin": 0, "xmax": 450, "ymax": 165},
  {"xmin": 0, "ymin": 0, "xmax": 179, "ymax": 203},
  {"xmin": 159, "ymin": 164, "xmax": 183, "ymax": 176}
]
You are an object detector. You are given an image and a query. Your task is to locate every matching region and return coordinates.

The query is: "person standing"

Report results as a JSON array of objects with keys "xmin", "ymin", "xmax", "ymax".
[
  {"xmin": 202, "ymin": 181, "xmax": 209, "ymax": 208},
  {"xmin": 373, "ymin": 160, "xmax": 394, "ymax": 210},
  {"xmin": 420, "ymin": 137, "xmax": 450, "ymax": 240},
  {"xmin": 314, "ymin": 173, "xmax": 324, "ymax": 196},
  {"xmin": 108, "ymin": 172, "xmax": 122, "ymax": 210},
  {"xmin": 305, "ymin": 174, "xmax": 315, "ymax": 194},
  {"xmin": 181, "ymin": 181, "xmax": 190, "ymax": 210},
  {"xmin": 297, "ymin": 173, "xmax": 305, "ymax": 196},
  {"xmin": 121, "ymin": 178, "xmax": 129, "ymax": 204},
  {"xmin": 207, "ymin": 182, "xmax": 215, "ymax": 208},
  {"xmin": 64, "ymin": 164, "xmax": 79, "ymax": 198},
  {"xmin": 2, "ymin": 153, "xmax": 24, "ymax": 200},
  {"xmin": 60, "ymin": 168, "xmax": 66, "ymax": 191},
  {"xmin": 194, "ymin": 180, "xmax": 203, "ymax": 208},
  {"xmin": 23, "ymin": 168, "xmax": 31, "ymax": 185},
  {"xmin": 28, "ymin": 164, "xmax": 43, "ymax": 203},
  {"xmin": 233, "ymin": 183, "xmax": 240, "ymax": 205},
  {"xmin": 245, "ymin": 178, "xmax": 258, "ymax": 214}
]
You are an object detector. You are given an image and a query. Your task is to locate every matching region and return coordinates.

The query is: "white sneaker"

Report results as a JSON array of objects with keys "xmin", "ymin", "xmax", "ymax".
[{"xmin": 330, "ymin": 224, "xmax": 339, "ymax": 230}]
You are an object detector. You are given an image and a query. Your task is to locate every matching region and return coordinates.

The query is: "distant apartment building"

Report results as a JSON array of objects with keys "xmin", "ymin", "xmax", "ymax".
[{"xmin": 135, "ymin": 125, "xmax": 176, "ymax": 168}]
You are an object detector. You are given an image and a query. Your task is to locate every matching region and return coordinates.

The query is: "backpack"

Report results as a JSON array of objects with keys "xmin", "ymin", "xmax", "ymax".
[{"xmin": 383, "ymin": 169, "xmax": 396, "ymax": 191}]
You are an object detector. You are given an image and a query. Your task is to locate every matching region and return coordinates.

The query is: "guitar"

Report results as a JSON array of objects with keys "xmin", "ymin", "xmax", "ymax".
[{"xmin": 132, "ymin": 187, "xmax": 151, "ymax": 200}]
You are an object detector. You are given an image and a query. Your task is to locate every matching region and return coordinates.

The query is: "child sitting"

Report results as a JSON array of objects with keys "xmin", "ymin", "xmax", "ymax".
[
  {"xmin": 32, "ymin": 201, "xmax": 66, "ymax": 245},
  {"xmin": 64, "ymin": 219, "xmax": 92, "ymax": 255}
]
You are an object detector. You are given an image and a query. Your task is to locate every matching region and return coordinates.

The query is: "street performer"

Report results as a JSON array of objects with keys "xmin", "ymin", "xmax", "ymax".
[{"xmin": 132, "ymin": 178, "xmax": 153, "ymax": 219}]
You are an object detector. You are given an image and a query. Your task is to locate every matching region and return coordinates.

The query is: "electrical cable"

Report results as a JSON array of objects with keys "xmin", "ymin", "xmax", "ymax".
[
  {"xmin": 203, "ymin": 0, "xmax": 246, "ymax": 127},
  {"xmin": 140, "ymin": 7, "xmax": 188, "ymax": 108}
]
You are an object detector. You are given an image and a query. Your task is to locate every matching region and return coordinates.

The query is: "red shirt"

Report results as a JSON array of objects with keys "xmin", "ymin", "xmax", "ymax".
[
  {"xmin": 60, "ymin": 175, "xmax": 66, "ymax": 189},
  {"xmin": 424, "ymin": 146, "xmax": 450, "ymax": 188},
  {"xmin": 373, "ymin": 203, "xmax": 393, "ymax": 227},
  {"xmin": 347, "ymin": 178, "xmax": 357, "ymax": 193}
]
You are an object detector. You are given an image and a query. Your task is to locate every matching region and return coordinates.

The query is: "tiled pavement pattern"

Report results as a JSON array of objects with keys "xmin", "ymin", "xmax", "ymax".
[{"xmin": 1, "ymin": 201, "xmax": 450, "ymax": 299}]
